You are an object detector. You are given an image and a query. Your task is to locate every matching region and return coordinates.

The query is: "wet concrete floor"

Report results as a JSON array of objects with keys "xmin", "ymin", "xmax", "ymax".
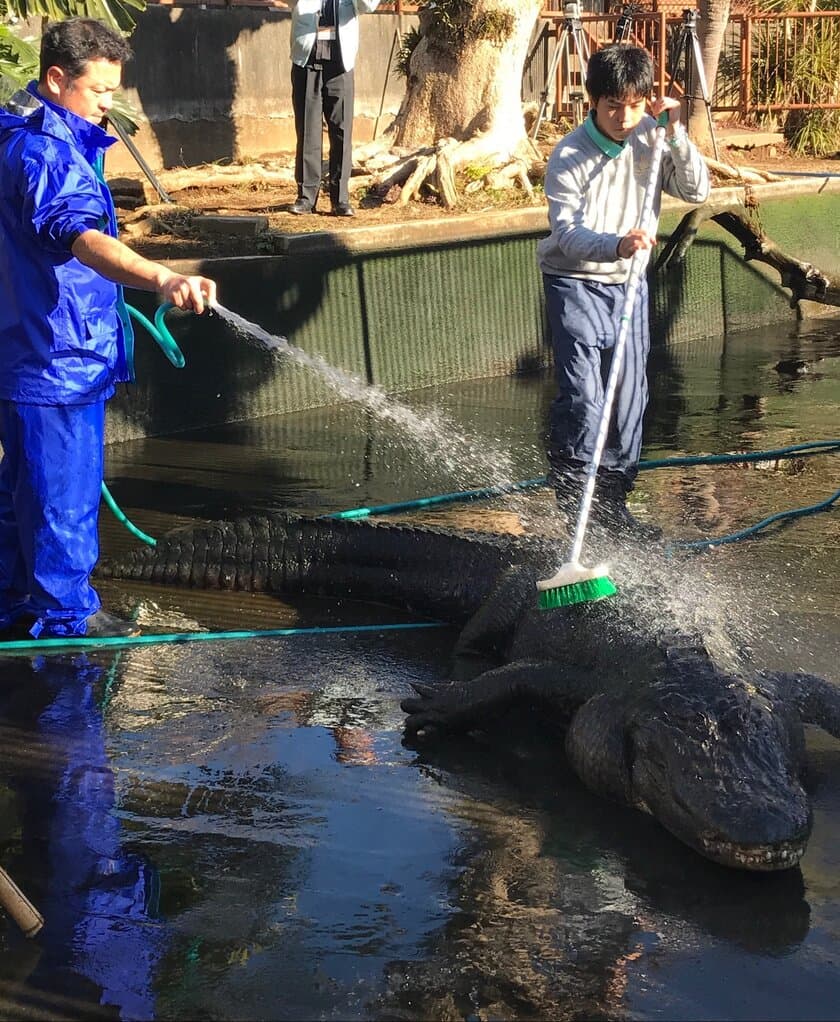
[{"xmin": 0, "ymin": 318, "xmax": 839, "ymax": 1020}]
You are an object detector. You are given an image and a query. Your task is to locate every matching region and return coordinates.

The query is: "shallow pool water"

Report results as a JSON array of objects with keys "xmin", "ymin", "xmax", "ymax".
[{"xmin": 0, "ymin": 317, "xmax": 838, "ymax": 1020}]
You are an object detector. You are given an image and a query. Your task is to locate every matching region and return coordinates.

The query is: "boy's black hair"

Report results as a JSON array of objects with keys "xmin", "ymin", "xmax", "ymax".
[
  {"xmin": 585, "ymin": 44, "xmax": 654, "ymax": 102},
  {"xmin": 39, "ymin": 18, "xmax": 132, "ymax": 82}
]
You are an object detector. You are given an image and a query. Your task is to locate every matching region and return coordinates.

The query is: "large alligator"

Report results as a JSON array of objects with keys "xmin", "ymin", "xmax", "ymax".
[{"xmin": 100, "ymin": 513, "xmax": 840, "ymax": 871}]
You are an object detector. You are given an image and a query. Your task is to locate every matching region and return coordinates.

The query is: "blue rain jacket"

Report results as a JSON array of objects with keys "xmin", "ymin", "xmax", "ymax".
[{"xmin": 0, "ymin": 83, "xmax": 130, "ymax": 405}]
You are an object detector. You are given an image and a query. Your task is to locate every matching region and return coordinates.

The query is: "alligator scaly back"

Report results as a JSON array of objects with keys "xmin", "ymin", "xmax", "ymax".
[{"xmin": 99, "ymin": 513, "xmax": 533, "ymax": 624}]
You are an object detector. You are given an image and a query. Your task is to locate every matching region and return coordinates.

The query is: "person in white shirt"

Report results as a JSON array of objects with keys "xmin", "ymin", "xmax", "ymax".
[{"xmin": 286, "ymin": 0, "xmax": 380, "ymax": 217}]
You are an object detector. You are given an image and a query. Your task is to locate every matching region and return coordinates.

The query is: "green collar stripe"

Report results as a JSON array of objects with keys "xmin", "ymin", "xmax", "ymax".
[{"xmin": 584, "ymin": 112, "xmax": 625, "ymax": 158}]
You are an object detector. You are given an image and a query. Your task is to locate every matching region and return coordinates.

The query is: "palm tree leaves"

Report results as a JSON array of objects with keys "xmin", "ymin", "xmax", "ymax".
[
  {"xmin": 0, "ymin": 0, "xmax": 145, "ymax": 34},
  {"xmin": 0, "ymin": 22, "xmax": 37, "ymax": 102},
  {"xmin": 0, "ymin": 4, "xmax": 143, "ymax": 128}
]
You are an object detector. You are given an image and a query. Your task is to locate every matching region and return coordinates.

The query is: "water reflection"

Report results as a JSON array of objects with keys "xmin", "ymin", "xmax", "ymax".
[
  {"xmin": 0, "ymin": 655, "xmax": 165, "ymax": 1019},
  {"xmin": 92, "ymin": 635, "xmax": 459, "ymax": 1021},
  {"xmin": 378, "ymin": 734, "xmax": 812, "ymax": 1020}
]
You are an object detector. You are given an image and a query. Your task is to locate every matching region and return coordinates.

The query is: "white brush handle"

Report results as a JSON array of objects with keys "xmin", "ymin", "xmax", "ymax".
[
  {"xmin": 567, "ymin": 122, "xmax": 668, "ymax": 566},
  {"xmin": 0, "ymin": 866, "xmax": 43, "ymax": 938}
]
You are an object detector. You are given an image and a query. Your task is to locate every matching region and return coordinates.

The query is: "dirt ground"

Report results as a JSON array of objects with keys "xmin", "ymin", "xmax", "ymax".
[{"xmin": 115, "ymin": 124, "xmax": 840, "ymax": 262}]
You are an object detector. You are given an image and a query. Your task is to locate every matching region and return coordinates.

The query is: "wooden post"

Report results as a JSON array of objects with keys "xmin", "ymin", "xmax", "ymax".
[{"xmin": 743, "ymin": 12, "xmax": 752, "ymax": 120}]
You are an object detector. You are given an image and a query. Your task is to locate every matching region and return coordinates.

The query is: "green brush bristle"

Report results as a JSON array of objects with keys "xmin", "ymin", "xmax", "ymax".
[{"xmin": 538, "ymin": 574, "xmax": 617, "ymax": 610}]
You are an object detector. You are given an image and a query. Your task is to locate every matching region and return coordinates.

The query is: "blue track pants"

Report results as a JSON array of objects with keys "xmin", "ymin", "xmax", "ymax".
[{"xmin": 543, "ymin": 273, "xmax": 650, "ymax": 490}]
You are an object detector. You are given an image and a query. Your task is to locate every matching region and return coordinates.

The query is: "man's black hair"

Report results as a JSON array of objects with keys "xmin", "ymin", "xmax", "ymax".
[
  {"xmin": 585, "ymin": 44, "xmax": 654, "ymax": 102},
  {"xmin": 39, "ymin": 18, "xmax": 132, "ymax": 82}
]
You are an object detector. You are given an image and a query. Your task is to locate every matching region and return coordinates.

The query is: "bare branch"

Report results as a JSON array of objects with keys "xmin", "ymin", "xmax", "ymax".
[{"xmin": 657, "ymin": 203, "xmax": 840, "ymax": 308}]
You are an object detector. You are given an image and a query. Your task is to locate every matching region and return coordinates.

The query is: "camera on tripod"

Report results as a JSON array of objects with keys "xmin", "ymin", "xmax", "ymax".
[
  {"xmin": 681, "ymin": 8, "xmax": 699, "ymax": 30},
  {"xmin": 531, "ymin": 0, "xmax": 591, "ymax": 138},
  {"xmin": 614, "ymin": 2, "xmax": 643, "ymax": 44},
  {"xmin": 564, "ymin": 2, "xmax": 583, "ymax": 25}
]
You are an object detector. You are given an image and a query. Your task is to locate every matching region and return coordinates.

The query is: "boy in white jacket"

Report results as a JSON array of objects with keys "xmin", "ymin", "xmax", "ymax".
[{"xmin": 538, "ymin": 44, "xmax": 709, "ymax": 537}]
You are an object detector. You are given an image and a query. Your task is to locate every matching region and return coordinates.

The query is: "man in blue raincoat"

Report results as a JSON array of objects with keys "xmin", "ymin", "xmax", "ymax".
[{"xmin": 0, "ymin": 18, "xmax": 217, "ymax": 639}]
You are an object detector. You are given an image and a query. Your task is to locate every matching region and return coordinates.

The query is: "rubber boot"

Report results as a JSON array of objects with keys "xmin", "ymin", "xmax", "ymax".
[
  {"xmin": 593, "ymin": 473, "xmax": 662, "ymax": 541},
  {"xmin": 83, "ymin": 609, "xmax": 141, "ymax": 638},
  {"xmin": 547, "ymin": 455, "xmax": 588, "ymax": 522}
]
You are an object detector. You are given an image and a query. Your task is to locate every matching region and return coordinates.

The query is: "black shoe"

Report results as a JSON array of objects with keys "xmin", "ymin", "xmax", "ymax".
[
  {"xmin": 83, "ymin": 610, "xmax": 141, "ymax": 639},
  {"xmin": 332, "ymin": 202, "xmax": 355, "ymax": 217},
  {"xmin": 289, "ymin": 198, "xmax": 315, "ymax": 215}
]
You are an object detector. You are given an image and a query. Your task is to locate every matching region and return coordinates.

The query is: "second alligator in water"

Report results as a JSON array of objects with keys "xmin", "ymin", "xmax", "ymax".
[{"xmin": 101, "ymin": 513, "xmax": 840, "ymax": 872}]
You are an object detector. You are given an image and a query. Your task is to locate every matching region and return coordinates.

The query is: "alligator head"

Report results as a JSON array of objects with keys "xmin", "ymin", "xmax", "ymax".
[{"xmin": 565, "ymin": 661, "xmax": 811, "ymax": 871}]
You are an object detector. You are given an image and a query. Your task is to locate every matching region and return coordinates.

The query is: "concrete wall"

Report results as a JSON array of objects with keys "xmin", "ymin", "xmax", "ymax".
[
  {"xmin": 112, "ymin": 180, "xmax": 840, "ymax": 443},
  {"xmin": 109, "ymin": 6, "xmax": 571, "ymax": 173},
  {"xmin": 113, "ymin": 6, "xmax": 413, "ymax": 172}
]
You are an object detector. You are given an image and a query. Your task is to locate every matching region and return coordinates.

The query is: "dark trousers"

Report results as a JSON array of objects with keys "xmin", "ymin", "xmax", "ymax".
[
  {"xmin": 543, "ymin": 273, "xmax": 650, "ymax": 492},
  {"xmin": 291, "ymin": 58, "xmax": 354, "ymax": 207}
]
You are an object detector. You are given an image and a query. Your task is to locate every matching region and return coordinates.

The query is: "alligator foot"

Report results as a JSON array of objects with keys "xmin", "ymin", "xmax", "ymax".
[
  {"xmin": 402, "ymin": 661, "xmax": 585, "ymax": 741},
  {"xmin": 401, "ymin": 683, "xmax": 466, "ymax": 739}
]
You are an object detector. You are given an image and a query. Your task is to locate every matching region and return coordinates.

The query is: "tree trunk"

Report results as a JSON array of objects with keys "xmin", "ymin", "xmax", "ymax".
[
  {"xmin": 688, "ymin": 0, "xmax": 731, "ymax": 150},
  {"xmin": 392, "ymin": 0, "xmax": 543, "ymax": 155}
]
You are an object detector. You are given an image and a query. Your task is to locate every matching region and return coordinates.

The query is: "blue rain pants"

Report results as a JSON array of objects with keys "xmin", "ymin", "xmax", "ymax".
[
  {"xmin": 0, "ymin": 399, "xmax": 104, "ymax": 635},
  {"xmin": 543, "ymin": 273, "xmax": 650, "ymax": 491}
]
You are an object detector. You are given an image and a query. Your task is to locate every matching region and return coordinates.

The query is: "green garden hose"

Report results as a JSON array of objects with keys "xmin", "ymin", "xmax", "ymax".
[
  {"xmin": 126, "ymin": 301, "xmax": 185, "ymax": 367},
  {"xmin": 102, "ymin": 302, "xmax": 185, "ymax": 547},
  {"xmin": 0, "ymin": 621, "xmax": 447, "ymax": 654},
  {"xmin": 325, "ymin": 441, "xmax": 840, "ymax": 529}
]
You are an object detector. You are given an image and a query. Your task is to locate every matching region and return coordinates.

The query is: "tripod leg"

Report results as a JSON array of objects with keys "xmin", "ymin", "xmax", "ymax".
[
  {"xmin": 567, "ymin": 28, "xmax": 588, "ymax": 126},
  {"xmin": 532, "ymin": 34, "xmax": 565, "ymax": 140},
  {"xmin": 572, "ymin": 26, "xmax": 590, "ymax": 77},
  {"xmin": 666, "ymin": 25, "xmax": 684, "ymax": 99},
  {"xmin": 683, "ymin": 36, "xmax": 695, "ymax": 127},
  {"xmin": 561, "ymin": 32, "xmax": 585, "ymax": 125},
  {"xmin": 667, "ymin": 29, "xmax": 696, "ymax": 132},
  {"xmin": 689, "ymin": 32, "xmax": 720, "ymax": 159}
]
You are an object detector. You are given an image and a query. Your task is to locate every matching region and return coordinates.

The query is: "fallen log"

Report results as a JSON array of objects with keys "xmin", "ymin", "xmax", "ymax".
[
  {"xmin": 155, "ymin": 165, "xmax": 295, "ymax": 194},
  {"xmin": 704, "ymin": 156, "xmax": 786, "ymax": 185}
]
